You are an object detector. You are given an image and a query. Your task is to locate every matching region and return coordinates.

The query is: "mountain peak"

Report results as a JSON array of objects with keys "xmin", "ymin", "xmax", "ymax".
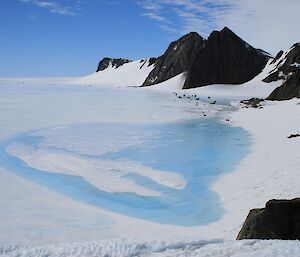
[
  {"xmin": 184, "ymin": 28, "xmax": 269, "ymax": 89},
  {"xmin": 221, "ymin": 26, "xmax": 234, "ymax": 34},
  {"xmin": 142, "ymin": 31, "xmax": 205, "ymax": 87}
]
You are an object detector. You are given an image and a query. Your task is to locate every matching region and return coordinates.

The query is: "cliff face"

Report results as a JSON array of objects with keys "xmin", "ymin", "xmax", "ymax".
[
  {"xmin": 96, "ymin": 58, "xmax": 132, "ymax": 72},
  {"xmin": 142, "ymin": 32, "xmax": 205, "ymax": 87},
  {"xmin": 183, "ymin": 27, "xmax": 269, "ymax": 89}
]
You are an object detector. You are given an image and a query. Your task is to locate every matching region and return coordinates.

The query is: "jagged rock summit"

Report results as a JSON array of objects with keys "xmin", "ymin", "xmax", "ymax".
[
  {"xmin": 96, "ymin": 58, "xmax": 132, "ymax": 72},
  {"xmin": 184, "ymin": 27, "xmax": 270, "ymax": 89},
  {"xmin": 142, "ymin": 32, "xmax": 205, "ymax": 87}
]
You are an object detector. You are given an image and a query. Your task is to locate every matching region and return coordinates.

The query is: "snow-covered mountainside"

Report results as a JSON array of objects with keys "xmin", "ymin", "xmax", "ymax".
[
  {"xmin": 70, "ymin": 27, "xmax": 300, "ymax": 103},
  {"xmin": 263, "ymin": 43, "xmax": 300, "ymax": 100},
  {"xmin": 69, "ymin": 59, "xmax": 155, "ymax": 87},
  {"xmin": 73, "ymin": 27, "xmax": 273, "ymax": 91},
  {"xmin": 69, "ymin": 27, "xmax": 300, "ymax": 101}
]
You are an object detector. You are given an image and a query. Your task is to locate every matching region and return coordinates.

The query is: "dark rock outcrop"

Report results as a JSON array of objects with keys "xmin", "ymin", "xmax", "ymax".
[
  {"xmin": 148, "ymin": 57, "xmax": 158, "ymax": 67},
  {"xmin": 237, "ymin": 198, "xmax": 300, "ymax": 240},
  {"xmin": 270, "ymin": 50, "xmax": 284, "ymax": 65},
  {"xmin": 267, "ymin": 70, "xmax": 300, "ymax": 100},
  {"xmin": 264, "ymin": 43, "xmax": 300, "ymax": 100},
  {"xmin": 142, "ymin": 32, "xmax": 205, "ymax": 87},
  {"xmin": 263, "ymin": 43, "xmax": 300, "ymax": 83},
  {"xmin": 183, "ymin": 27, "xmax": 269, "ymax": 89},
  {"xmin": 96, "ymin": 58, "xmax": 132, "ymax": 72},
  {"xmin": 287, "ymin": 133, "xmax": 300, "ymax": 139},
  {"xmin": 240, "ymin": 98, "xmax": 265, "ymax": 108}
]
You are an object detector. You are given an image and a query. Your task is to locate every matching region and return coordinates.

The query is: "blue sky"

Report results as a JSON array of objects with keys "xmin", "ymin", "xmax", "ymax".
[{"xmin": 1, "ymin": 0, "xmax": 300, "ymax": 77}]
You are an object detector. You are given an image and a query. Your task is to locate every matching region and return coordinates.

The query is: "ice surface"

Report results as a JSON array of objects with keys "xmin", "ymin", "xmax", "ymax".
[
  {"xmin": 0, "ymin": 81, "xmax": 247, "ymax": 245},
  {"xmin": 1, "ymin": 118, "xmax": 249, "ymax": 226}
]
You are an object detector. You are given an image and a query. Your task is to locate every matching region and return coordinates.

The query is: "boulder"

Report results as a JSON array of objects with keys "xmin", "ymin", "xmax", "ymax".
[{"xmin": 237, "ymin": 198, "xmax": 300, "ymax": 240}]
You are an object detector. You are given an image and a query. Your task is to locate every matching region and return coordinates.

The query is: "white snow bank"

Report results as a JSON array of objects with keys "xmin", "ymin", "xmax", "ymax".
[
  {"xmin": 1, "ymin": 238, "xmax": 300, "ymax": 257},
  {"xmin": 202, "ymin": 98, "xmax": 300, "ymax": 238},
  {"xmin": 67, "ymin": 59, "xmax": 154, "ymax": 87},
  {"xmin": 146, "ymin": 59, "xmax": 282, "ymax": 102}
]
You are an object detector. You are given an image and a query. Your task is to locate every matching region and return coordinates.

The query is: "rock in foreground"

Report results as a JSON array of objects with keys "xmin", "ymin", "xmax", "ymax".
[{"xmin": 237, "ymin": 198, "xmax": 300, "ymax": 240}]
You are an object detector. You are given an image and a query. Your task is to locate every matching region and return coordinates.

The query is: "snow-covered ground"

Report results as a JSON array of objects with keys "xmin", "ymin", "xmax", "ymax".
[
  {"xmin": 2, "ymin": 238, "xmax": 300, "ymax": 257},
  {"xmin": 0, "ymin": 81, "xmax": 237, "ymax": 246},
  {"xmin": 67, "ymin": 59, "xmax": 155, "ymax": 87},
  {"xmin": 1, "ymin": 56, "xmax": 300, "ymax": 256}
]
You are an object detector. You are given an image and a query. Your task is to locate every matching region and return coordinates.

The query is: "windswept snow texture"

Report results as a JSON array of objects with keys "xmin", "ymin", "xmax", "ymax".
[
  {"xmin": 1, "ymin": 119, "xmax": 249, "ymax": 226},
  {"xmin": 1, "ymin": 238, "xmax": 300, "ymax": 257}
]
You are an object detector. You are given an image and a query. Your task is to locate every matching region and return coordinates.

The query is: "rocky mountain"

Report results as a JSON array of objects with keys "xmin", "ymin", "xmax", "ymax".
[
  {"xmin": 264, "ymin": 43, "xmax": 300, "ymax": 100},
  {"xmin": 142, "ymin": 32, "xmax": 205, "ymax": 87},
  {"xmin": 94, "ymin": 28, "xmax": 299, "ymax": 101},
  {"xmin": 96, "ymin": 58, "xmax": 132, "ymax": 72},
  {"xmin": 183, "ymin": 27, "xmax": 270, "ymax": 89}
]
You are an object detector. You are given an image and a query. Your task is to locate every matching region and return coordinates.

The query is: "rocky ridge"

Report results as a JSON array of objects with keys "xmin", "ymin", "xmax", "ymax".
[{"xmin": 96, "ymin": 58, "xmax": 132, "ymax": 72}]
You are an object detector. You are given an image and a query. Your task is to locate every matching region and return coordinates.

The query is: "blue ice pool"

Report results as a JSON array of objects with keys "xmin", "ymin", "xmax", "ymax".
[{"xmin": 0, "ymin": 119, "xmax": 250, "ymax": 226}]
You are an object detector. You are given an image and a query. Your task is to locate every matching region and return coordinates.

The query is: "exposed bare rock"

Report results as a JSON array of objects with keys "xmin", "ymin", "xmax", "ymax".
[
  {"xmin": 142, "ymin": 32, "xmax": 205, "ymax": 87},
  {"xmin": 183, "ymin": 27, "xmax": 269, "ymax": 89},
  {"xmin": 96, "ymin": 58, "xmax": 132, "ymax": 72},
  {"xmin": 237, "ymin": 198, "xmax": 300, "ymax": 240}
]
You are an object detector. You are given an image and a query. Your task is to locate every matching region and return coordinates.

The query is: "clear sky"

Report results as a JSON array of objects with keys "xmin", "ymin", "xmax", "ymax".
[{"xmin": 1, "ymin": 0, "xmax": 300, "ymax": 77}]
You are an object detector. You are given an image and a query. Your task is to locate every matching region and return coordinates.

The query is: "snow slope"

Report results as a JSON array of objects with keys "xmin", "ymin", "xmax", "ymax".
[
  {"xmin": 68, "ymin": 59, "xmax": 154, "ymax": 87},
  {"xmin": 147, "ymin": 58, "xmax": 283, "ymax": 101}
]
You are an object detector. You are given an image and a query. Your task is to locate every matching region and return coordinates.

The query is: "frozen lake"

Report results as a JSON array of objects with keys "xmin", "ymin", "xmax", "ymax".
[
  {"xmin": 0, "ymin": 83, "xmax": 250, "ymax": 226},
  {"xmin": 0, "ymin": 82, "xmax": 250, "ymax": 242}
]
